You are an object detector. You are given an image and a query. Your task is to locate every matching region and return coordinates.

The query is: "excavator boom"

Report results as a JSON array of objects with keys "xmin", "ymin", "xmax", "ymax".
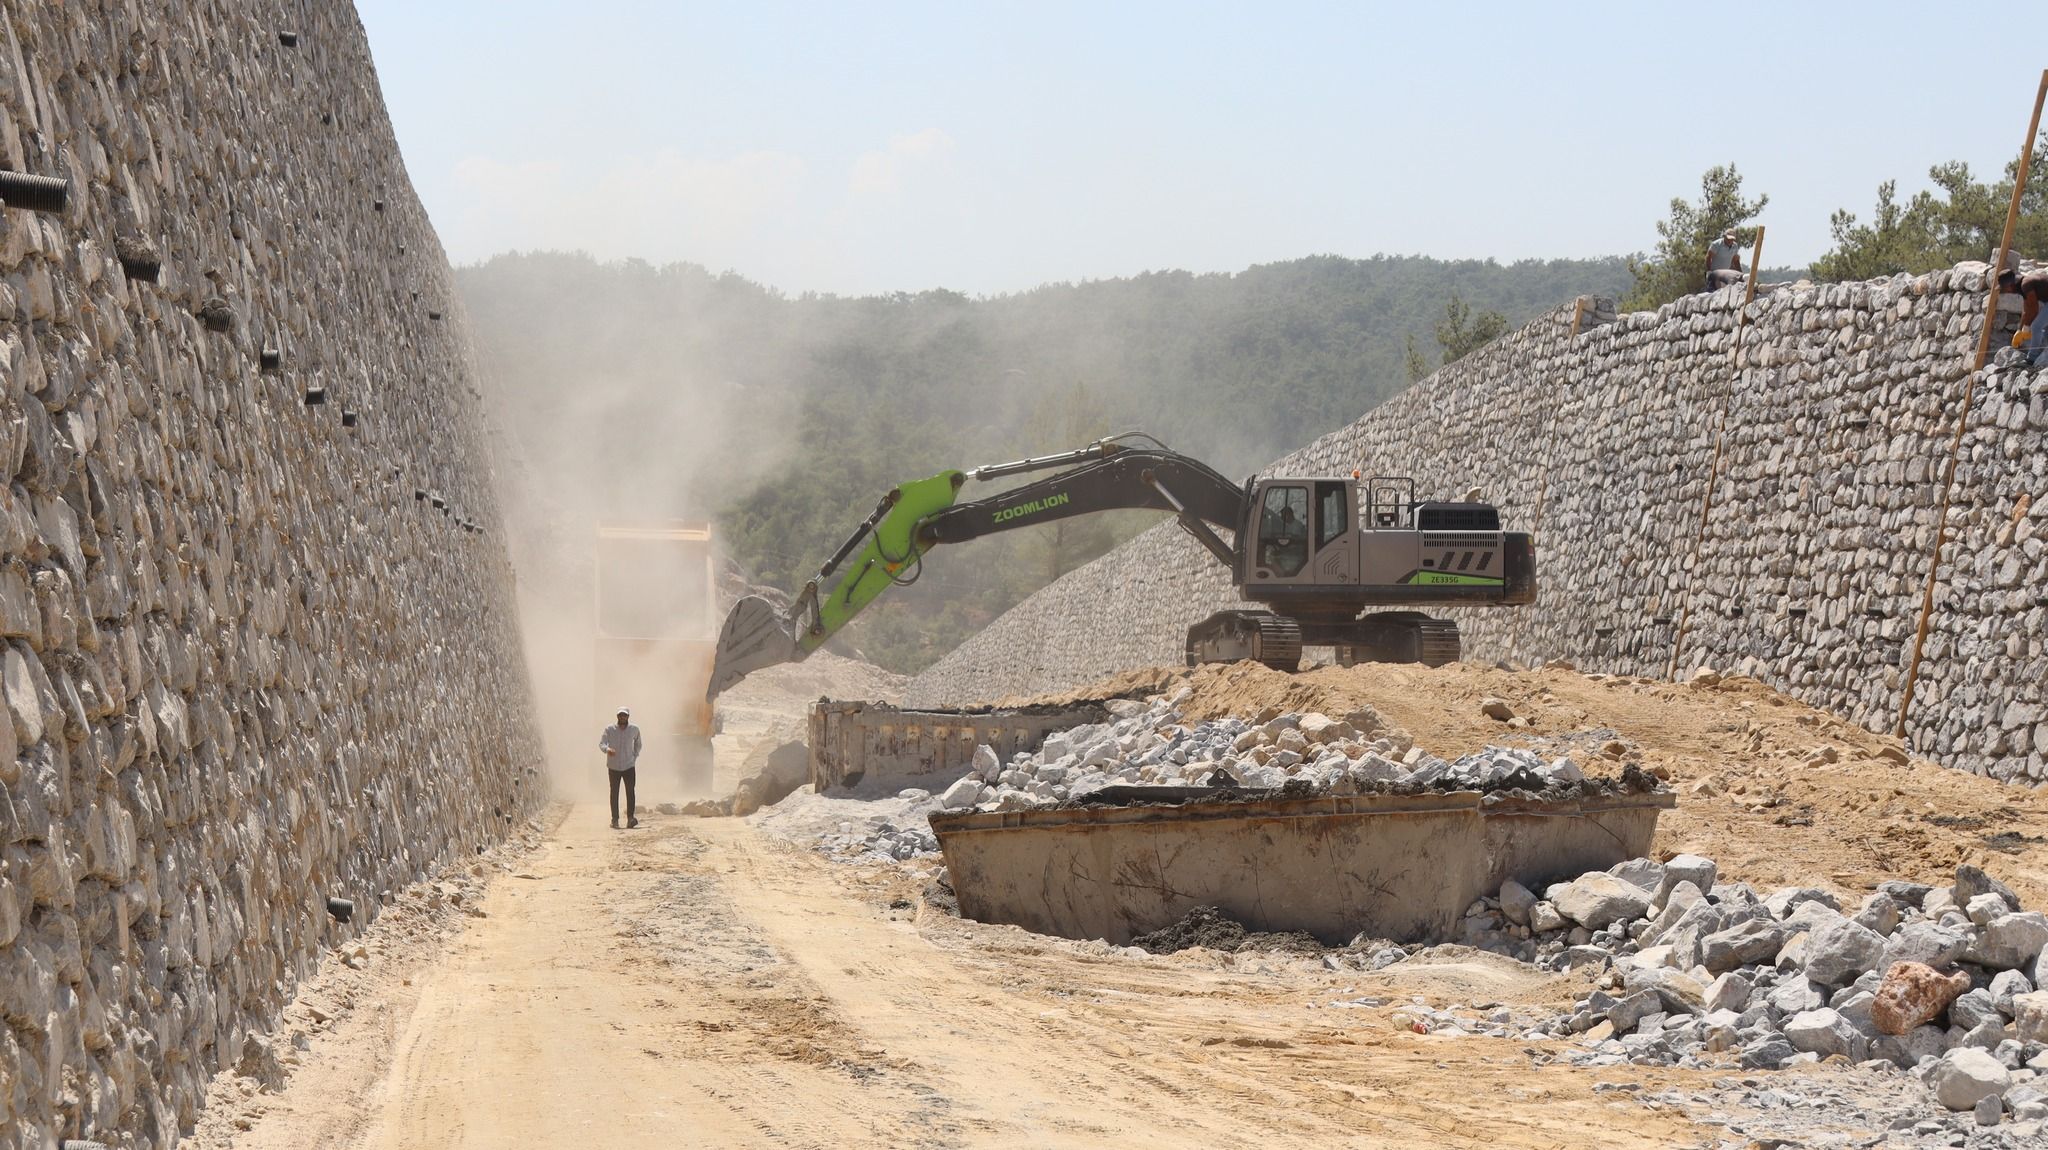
[{"xmin": 707, "ymin": 435, "xmax": 1247, "ymax": 701}]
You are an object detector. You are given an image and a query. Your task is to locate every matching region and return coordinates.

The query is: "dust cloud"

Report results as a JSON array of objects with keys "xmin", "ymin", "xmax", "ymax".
[{"xmin": 472, "ymin": 264, "xmax": 785, "ymax": 801}]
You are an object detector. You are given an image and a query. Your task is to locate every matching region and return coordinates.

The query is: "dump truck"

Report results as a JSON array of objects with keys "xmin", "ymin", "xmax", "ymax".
[
  {"xmin": 707, "ymin": 433, "xmax": 1535, "ymax": 700},
  {"xmin": 595, "ymin": 521, "xmax": 718, "ymax": 791}
]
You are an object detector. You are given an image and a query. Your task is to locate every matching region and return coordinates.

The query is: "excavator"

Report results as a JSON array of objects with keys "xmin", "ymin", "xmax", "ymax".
[{"xmin": 707, "ymin": 433, "xmax": 1535, "ymax": 701}]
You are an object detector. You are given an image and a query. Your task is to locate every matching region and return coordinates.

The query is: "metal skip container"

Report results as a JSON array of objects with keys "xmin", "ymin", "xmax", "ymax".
[{"xmin": 928, "ymin": 787, "xmax": 1674, "ymax": 946}]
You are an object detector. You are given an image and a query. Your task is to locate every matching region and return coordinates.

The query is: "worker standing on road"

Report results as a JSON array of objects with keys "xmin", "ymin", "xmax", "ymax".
[
  {"xmin": 1995, "ymin": 267, "xmax": 2048, "ymax": 367},
  {"xmin": 601, "ymin": 707, "xmax": 642, "ymax": 829},
  {"xmin": 1705, "ymin": 229, "xmax": 1746, "ymax": 293}
]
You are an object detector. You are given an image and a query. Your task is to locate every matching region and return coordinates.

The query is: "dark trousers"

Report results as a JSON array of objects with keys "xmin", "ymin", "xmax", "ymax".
[{"xmin": 609, "ymin": 767, "xmax": 637, "ymax": 822}]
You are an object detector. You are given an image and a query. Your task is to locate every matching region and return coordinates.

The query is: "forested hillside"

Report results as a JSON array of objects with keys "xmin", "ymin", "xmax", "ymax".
[{"xmin": 462, "ymin": 252, "xmax": 1630, "ymax": 671}]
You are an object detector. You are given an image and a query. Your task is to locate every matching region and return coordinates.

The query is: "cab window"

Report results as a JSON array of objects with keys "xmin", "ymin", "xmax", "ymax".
[
  {"xmin": 1315, "ymin": 481, "xmax": 1347, "ymax": 549},
  {"xmin": 1259, "ymin": 486, "xmax": 1309, "ymax": 576}
]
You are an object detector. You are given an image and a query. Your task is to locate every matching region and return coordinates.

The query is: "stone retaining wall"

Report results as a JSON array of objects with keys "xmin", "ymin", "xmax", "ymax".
[
  {"xmin": 909, "ymin": 267, "xmax": 2048, "ymax": 786},
  {"xmin": 0, "ymin": 4, "xmax": 543, "ymax": 1146}
]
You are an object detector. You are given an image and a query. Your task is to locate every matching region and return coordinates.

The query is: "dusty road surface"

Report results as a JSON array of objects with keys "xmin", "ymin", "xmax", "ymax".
[
  {"xmin": 211, "ymin": 801, "xmax": 1709, "ymax": 1150},
  {"xmin": 189, "ymin": 658, "xmax": 2048, "ymax": 1149}
]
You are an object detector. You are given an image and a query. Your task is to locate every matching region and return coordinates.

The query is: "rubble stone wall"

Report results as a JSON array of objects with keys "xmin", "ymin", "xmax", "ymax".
[
  {"xmin": 910, "ymin": 267, "xmax": 2048, "ymax": 787},
  {"xmin": 0, "ymin": 4, "xmax": 544, "ymax": 1146}
]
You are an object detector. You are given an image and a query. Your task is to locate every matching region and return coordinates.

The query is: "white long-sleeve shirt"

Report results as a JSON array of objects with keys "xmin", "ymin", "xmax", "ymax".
[{"xmin": 599, "ymin": 723, "xmax": 642, "ymax": 772}]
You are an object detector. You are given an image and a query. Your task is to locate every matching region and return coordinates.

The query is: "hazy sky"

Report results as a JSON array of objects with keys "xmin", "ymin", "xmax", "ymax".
[{"xmin": 357, "ymin": 1, "xmax": 2029, "ymax": 297}]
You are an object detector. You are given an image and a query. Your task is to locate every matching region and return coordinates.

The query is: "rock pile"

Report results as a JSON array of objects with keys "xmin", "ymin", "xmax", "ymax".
[
  {"xmin": 749, "ymin": 787, "xmax": 944, "ymax": 861},
  {"xmin": 1464, "ymin": 857, "xmax": 2048, "ymax": 1129},
  {"xmin": 928, "ymin": 690, "xmax": 1596, "ymax": 813},
  {"xmin": 759, "ymin": 692, "xmax": 1613, "ymax": 861}
]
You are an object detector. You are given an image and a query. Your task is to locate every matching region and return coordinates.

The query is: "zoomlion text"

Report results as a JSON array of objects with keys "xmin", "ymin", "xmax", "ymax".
[{"xmin": 993, "ymin": 492, "xmax": 1073, "ymax": 523}]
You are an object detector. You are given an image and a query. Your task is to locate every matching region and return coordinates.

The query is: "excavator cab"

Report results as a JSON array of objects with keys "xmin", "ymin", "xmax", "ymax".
[
  {"xmin": 1244, "ymin": 477, "xmax": 1362, "ymax": 587},
  {"xmin": 1255, "ymin": 486, "xmax": 1311, "ymax": 575}
]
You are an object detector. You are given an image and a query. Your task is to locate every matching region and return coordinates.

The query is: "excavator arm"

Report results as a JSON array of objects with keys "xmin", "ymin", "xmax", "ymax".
[{"xmin": 706, "ymin": 434, "xmax": 1247, "ymax": 700}]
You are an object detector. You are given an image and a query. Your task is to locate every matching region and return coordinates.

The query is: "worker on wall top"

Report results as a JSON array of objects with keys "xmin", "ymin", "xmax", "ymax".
[
  {"xmin": 1994, "ymin": 263, "xmax": 2048, "ymax": 368},
  {"xmin": 1705, "ymin": 230, "xmax": 1746, "ymax": 293}
]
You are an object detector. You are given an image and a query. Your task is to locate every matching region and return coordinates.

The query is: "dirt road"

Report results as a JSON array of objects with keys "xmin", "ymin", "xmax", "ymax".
[
  {"xmin": 192, "ymin": 655, "xmax": 2048, "ymax": 1149},
  {"xmin": 214, "ymin": 801, "xmax": 1706, "ymax": 1149}
]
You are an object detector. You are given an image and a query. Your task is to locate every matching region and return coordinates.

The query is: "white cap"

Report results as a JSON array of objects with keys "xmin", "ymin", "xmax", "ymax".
[{"xmin": 615, "ymin": 706, "xmax": 631, "ymax": 716}]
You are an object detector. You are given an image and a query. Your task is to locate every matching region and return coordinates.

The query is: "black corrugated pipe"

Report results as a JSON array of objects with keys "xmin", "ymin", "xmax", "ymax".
[{"xmin": 0, "ymin": 171, "xmax": 68, "ymax": 214}]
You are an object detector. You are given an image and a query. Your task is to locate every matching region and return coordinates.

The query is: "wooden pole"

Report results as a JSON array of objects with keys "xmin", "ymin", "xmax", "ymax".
[
  {"xmin": 1568, "ymin": 296, "xmax": 1587, "ymax": 339},
  {"xmin": 1743, "ymin": 227, "xmax": 1765, "ymax": 310},
  {"xmin": 1667, "ymin": 227, "xmax": 1766, "ymax": 679},
  {"xmin": 1896, "ymin": 69, "xmax": 2048, "ymax": 738}
]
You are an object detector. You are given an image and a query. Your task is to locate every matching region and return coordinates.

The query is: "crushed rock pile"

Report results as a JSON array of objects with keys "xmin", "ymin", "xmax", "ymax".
[
  {"xmin": 924, "ymin": 687, "xmax": 1597, "ymax": 814},
  {"xmin": 749, "ymin": 787, "xmax": 943, "ymax": 861},
  {"xmin": 750, "ymin": 688, "xmax": 1607, "ymax": 861}
]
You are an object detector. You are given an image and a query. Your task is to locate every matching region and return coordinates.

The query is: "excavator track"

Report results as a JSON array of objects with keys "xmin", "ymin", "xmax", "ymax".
[
  {"xmin": 1415, "ymin": 617, "xmax": 1461, "ymax": 667},
  {"xmin": 1185, "ymin": 610, "xmax": 1303, "ymax": 673},
  {"xmin": 1329, "ymin": 612, "xmax": 1461, "ymax": 668}
]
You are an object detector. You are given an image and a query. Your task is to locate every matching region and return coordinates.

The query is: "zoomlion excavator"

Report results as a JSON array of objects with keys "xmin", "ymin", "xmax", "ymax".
[{"xmin": 706, "ymin": 433, "xmax": 1536, "ymax": 701}]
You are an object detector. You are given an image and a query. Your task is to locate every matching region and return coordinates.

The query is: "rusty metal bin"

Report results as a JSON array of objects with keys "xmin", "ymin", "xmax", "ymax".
[
  {"xmin": 809, "ymin": 700, "xmax": 1106, "ymax": 794},
  {"xmin": 930, "ymin": 788, "xmax": 1674, "ymax": 946}
]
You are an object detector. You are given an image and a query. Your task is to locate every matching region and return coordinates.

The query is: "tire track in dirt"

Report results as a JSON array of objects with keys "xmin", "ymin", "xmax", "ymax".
[{"xmin": 691, "ymin": 819, "xmax": 1705, "ymax": 1148}]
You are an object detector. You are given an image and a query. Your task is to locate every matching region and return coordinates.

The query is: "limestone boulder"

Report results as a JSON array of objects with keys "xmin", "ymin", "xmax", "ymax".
[
  {"xmin": 1929, "ymin": 1047, "xmax": 2012, "ymax": 1112},
  {"xmin": 1764, "ymin": 886, "xmax": 1838, "ymax": 920},
  {"xmin": 1497, "ymin": 878, "xmax": 1536, "ymax": 927},
  {"xmin": 1804, "ymin": 917, "xmax": 1888, "ymax": 987},
  {"xmin": 1700, "ymin": 918, "xmax": 1787, "ymax": 974},
  {"xmin": 1883, "ymin": 921, "xmax": 1974, "ymax": 970},
  {"xmin": 2012, "ymin": 990, "xmax": 2048, "ymax": 1042},
  {"xmin": 1783, "ymin": 1007, "xmax": 1865, "ymax": 1060},
  {"xmin": 1963, "ymin": 912, "xmax": 2048, "ymax": 971},
  {"xmin": 1654, "ymin": 855, "xmax": 1716, "ymax": 907},
  {"xmin": 733, "ymin": 741, "xmax": 811, "ymax": 817},
  {"xmin": 1703, "ymin": 971, "xmax": 1753, "ymax": 1013},
  {"xmin": 1545, "ymin": 873, "xmax": 1651, "ymax": 931},
  {"xmin": 1953, "ymin": 865, "xmax": 2019, "ymax": 909},
  {"xmin": 1949, "ymin": 989, "xmax": 2003, "ymax": 1032},
  {"xmin": 1296, "ymin": 713, "xmax": 1355, "ymax": 745}
]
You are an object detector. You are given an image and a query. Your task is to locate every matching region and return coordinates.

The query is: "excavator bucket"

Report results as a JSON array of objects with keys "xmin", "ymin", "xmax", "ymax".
[{"xmin": 706, "ymin": 595, "xmax": 803, "ymax": 702}]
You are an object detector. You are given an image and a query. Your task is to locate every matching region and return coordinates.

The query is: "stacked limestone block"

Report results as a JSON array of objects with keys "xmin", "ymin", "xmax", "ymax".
[
  {"xmin": 909, "ymin": 270, "xmax": 2048, "ymax": 786},
  {"xmin": 0, "ymin": 4, "xmax": 545, "ymax": 1147}
]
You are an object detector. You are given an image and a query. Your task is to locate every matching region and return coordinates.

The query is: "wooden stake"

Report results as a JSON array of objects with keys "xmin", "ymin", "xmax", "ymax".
[
  {"xmin": 1568, "ymin": 296, "xmax": 1587, "ymax": 339},
  {"xmin": 1667, "ymin": 227, "xmax": 1766, "ymax": 680},
  {"xmin": 1743, "ymin": 227, "xmax": 1766, "ymax": 310},
  {"xmin": 1896, "ymin": 69, "xmax": 2048, "ymax": 738}
]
